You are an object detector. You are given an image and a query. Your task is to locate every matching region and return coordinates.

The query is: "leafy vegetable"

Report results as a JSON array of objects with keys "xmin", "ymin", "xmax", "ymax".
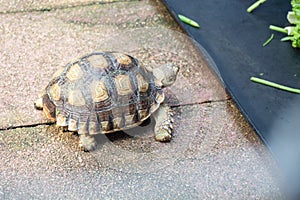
[
  {"xmin": 178, "ymin": 14, "xmax": 200, "ymax": 28},
  {"xmin": 269, "ymin": 25, "xmax": 288, "ymax": 34},
  {"xmin": 269, "ymin": 0, "xmax": 300, "ymax": 48},
  {"xmin": 250, "ymin": 77, "xmax": 300, "ymax": 94},
  {"xmin": 247, "ymin": 0, "xmax": 267, "ymax": 13}
]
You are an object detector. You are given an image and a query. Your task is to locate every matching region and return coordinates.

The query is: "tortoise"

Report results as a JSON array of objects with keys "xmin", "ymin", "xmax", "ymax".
[{"xmin": 35, "ymin": 51, "xmax": 179, "ymax": 151}]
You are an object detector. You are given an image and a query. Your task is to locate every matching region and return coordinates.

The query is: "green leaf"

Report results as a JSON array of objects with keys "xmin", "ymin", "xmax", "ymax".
[{"xmin": 178, "ymin": 14, "xmax": 200, "ymax": 28}]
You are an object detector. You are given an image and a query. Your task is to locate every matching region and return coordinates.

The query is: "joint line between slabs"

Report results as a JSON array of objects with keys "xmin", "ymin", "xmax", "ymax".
[
  {"xmin": 0, "ymin": 122, "xmax": 54, "ymax": 132},
  {"xmin": 0, "ymin": 99, "xmax": 230, "ymax": 131},
  {"xmin": 170, "ymin": 98, "xmax": 230, "ymax": 108}
]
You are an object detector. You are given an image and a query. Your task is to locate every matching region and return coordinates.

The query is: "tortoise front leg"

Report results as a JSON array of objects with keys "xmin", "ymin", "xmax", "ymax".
[{"xmin": 153, "ymin": 104, "xmax": 174, "ymax": 142}]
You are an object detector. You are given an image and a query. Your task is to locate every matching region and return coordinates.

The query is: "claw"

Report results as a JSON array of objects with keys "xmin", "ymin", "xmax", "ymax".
[
  {"xmin": 155, "ymin": 130, "xmax": 171, "ymax": 142},
  {"xmin": 161, "ymin": 123, "xmax": 172, "ymax": 134},
  {"xmin": 162, "ymin": 124, "xmax": 169, "ymax": 130},
  {"xmin": 168, "ymin": 111, "xmax": 174, "ymax": 116},
  {"xmin": 79, "ymin": 134, "xmax": 97, "ymax": 152},
  {"xmin": 163, "ymin": 120, "xmax": 170, "ymax": 126},
  {"xmin": 169, "ymin": 116, "xmax": 174, "ymax": 123},
  {"xmin": 79, "ymin": 141, "xmax": 86, "ymax": 151}
]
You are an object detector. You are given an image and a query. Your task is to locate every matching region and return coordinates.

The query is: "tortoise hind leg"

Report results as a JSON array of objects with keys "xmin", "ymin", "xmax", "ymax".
[
  {"xmin": 78, "ymin": 122, "xmax": 97, "ymax": 152},
  {"xmin": 34, "ymin": 97, "xmax": 43, "ymax": 110},
  {"xmin": 153, "ymin": 104, "xmax": 174, "ymax": 142},
  {"xmin": 34, "ymin": 89, "xmax": 48, "ymax": 110},
  {"xmin": 79, "ymin": 132, "xmax": 97, "ymax": 152}
]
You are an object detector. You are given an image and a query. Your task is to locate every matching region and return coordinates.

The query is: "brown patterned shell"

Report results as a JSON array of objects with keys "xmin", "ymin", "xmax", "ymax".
[{"xmin": 41, "ymin": 52, "xmax": 164, "ymax": 134}]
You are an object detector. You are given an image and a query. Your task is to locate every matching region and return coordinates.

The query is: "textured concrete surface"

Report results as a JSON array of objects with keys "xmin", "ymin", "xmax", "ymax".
[
  {"xmin": 0, "ymin": 0, "xmax": 135, "ymax": 13},
  {"xmin": 0, "ymin": 0, "xmax": 283, "ymax": 199}
]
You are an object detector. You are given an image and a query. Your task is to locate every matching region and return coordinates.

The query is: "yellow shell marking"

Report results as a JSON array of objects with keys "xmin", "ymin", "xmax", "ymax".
[
  {"xmin": 91, "ymin": 80, "xmax": 109, "ymax": 102},
  {"xmin": 113, "ymin": 53, "xmax": 132, "ymax": 65},
  {"xmin": 113, "ymin": 117, "xmax": 122, "ymax": 129},
  {"xmin": 49, "ymin": 83, "xmax": 61, "ymax": 101},
  {"xmin": 68, "ymin": 118, "xmax": 78, "ymax": 131},
  {"xmin": 125, "ymin": 114, "xmax": 134, "ymax": 125},
  {"xmin": 101, "ymin": 121, "xmax": 109, "ymax": 131},
  {"xmin": 115, "ymin": 74, "xmax": 132, "ymax": 96},
  {"xmin": 68, "ymin": 90, "xmax": 86, "ymax": 106},
  {"xmin": 136, "ymin": 74, "xmax": 148, "ymax": 93},
  {"xmin": 66, "ymin": 63, "xmax": 83, "ymax": 81},
  {"xmin": 56, "ymin": 114, "xmax": 67, "ymax": 126},
  {"xmin": 139, "ymin": 109, "xmax": 148, "ymax": 120},
  {"xmin": 87, "ymin": 54, "xmax": 107, "ymax": 69}
]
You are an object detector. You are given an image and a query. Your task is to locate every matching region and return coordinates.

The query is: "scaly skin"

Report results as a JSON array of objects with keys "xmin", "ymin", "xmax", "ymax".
[
  {"xmin": 153, "ymin": 104, "xmax": 174, "ymax": 142},
  {"xmin": 34, "ymin": 97, "xmax": 43, "ymax": 110},
  {"xmin": 79, "ymin": 134, "xmax": 97, "ymax": 152}
]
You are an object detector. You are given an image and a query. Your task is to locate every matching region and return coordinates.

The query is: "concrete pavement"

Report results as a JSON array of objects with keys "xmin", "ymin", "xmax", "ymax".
[{"xmin": 0, "ymin": 0, "xmax": 283, "ymax": 199}]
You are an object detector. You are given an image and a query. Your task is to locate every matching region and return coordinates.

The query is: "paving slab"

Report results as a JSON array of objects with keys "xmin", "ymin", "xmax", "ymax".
[
  {"xmin": 0, "ymin": 0, "xmax": 283, "ymax": 199},
  {"xmin": 0, "ymin": 0, "xmax": 137, "ymax": 14},
  {"xmin": 0, "ymin": 1, "xmax": 226, "ymax": 129},
  {"xmin": 0, "ymin": 100, "xmax": 282, "ymax": 199}
]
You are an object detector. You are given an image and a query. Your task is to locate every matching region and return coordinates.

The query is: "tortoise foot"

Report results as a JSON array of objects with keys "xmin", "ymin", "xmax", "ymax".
[
  {"xmin": 34, "ymin": 97, "xmax": 43, "ymax": 110},
  {"xmin": 79, "ymin": 134, "xmax": 97, "ymax": 152},
  {"xmin": 153, "ymin": 104, "xmax": 174, "ymax": 142}
]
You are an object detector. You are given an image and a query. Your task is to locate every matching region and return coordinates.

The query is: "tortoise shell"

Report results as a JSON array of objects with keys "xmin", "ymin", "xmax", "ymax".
[{"xmin": 41, "ymin": 52, "xmax": 165, "ymax": 135}]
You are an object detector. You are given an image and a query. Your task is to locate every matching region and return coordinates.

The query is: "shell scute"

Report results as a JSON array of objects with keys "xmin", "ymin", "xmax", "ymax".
[
  {"xmin": 115, "ymin": 74, "xmax": 132, "ymax": 96},
  {"xmin": 42, "ymin": 52, "xmax": 164, "ymax": 134},
  {"xmin": 66, "ymin": 63, "xmax": 84, "ymax": 81},
  {"xmin": 67, "ymin": 90, "xmax": 86, "ymax": 107},
  {"xmin": 90, "ymin": 80, "xmax": 109, "ymax": 102},
  {"xmin": 49, "ymin": 82, "xmax": 61, "ymax": 101},
  {"xmin": 86, "ymin": 53, "xmax": 107, "ymax": 69}
]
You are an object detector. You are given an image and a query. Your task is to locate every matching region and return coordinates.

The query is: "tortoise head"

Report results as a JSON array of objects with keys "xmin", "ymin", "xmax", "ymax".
[{"xmin": 152, "ymin": 63, "xmax": 179, "ymax": 88}]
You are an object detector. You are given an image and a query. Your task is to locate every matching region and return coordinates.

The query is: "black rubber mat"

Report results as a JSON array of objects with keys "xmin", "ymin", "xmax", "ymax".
[{"xmin": 163, "ymin": 0, "xmax": 300, "ymax": 193}]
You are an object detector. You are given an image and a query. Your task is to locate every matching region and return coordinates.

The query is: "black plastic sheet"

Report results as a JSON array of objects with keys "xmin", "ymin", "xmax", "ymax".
[{"xmin": 163, "ymin": 0, "xmax": 300, "ymax": 193}]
